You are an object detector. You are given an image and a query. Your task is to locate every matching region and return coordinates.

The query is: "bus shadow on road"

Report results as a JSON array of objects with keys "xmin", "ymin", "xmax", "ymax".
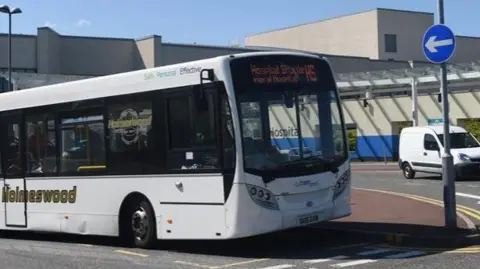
[
  {"xmin": 0, "ymin": 224, "xmax": 477, "ymax": 259},
  {"xmin": 0, "ymin": 227, "xmax": 363, "ymax": 257},
  {"xmin": 151, "ymin": 224, "xmax": 479, "ymax": 259}
]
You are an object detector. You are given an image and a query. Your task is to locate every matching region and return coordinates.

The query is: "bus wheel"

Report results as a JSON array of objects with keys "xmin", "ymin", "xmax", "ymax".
[{"xmin": 122, "ymin": 198, "xmax": 156, "ymax": 249}]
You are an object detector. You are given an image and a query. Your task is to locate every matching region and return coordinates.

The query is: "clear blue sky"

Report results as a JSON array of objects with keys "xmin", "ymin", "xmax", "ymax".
[{"xmin": 1, "ymin": 0, "xmax": 478, "ymax": 46}]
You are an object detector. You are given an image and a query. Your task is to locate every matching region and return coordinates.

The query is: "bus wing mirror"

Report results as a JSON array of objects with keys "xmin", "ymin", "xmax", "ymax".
[
  {"xmin": 200, "ymin": 69, "xmax": 215, "ymax": 82},
  {"xmin": 195, "ymin": 69, "xmax": 215, "ymax": 112},
  {"xmin": 193, "ymin": 85, "xmax": 208, "ymax": 112}
]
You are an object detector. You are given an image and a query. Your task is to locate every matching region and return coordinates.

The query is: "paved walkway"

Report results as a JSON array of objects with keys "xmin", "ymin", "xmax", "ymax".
[{"xmin": 320, "ymin": 189, "xmax": 476, "ymax": 237}]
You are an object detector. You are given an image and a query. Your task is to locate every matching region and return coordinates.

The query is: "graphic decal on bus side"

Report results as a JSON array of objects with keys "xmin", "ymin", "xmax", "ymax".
[
  {"xmin": 2, "ymin": 186, "xmax": 77, "ymax": 204},
  {"xmin": 108, "ymin": 104, "xmax": 152, "ymax": 148},
  {"xmin": 144, "ymin": 69, "xmax": 176, "ymax": 80}
]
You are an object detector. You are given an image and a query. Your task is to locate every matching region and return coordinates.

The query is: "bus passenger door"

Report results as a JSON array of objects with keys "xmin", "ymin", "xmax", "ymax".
[{"xmin": 1, "ymin": 112, "xmax": 27, "ymax": 228}]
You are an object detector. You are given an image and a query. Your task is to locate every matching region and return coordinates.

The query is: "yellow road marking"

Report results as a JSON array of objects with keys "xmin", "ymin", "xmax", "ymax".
[
  {"xmin": 373, "ymin": 244, "xmax": 480, "ymax": 253},
  {"xmin": 354, "ymin": 188, "xmax": 480, "ymax": 221},
  {"xmin": 175, "ymin": 259, "xmax": 269, "ymax": 269},
  {"xmin": 210, "ymin": 258, "xmax": 269, "ymax": 268},
  {"xmin": 403, "ymin": 193, "xmax": 480, "ymax": 221},
  {"xmin": 114, "ymin": 249, "xmax": 149, "ymax": 258},
  {"xmin": 444, "ymin": 247, "xmax": 480, "ymax": 253},
  {"xmin": 402, "ymin": 194, "xmax": 480, "ymax": 221}
]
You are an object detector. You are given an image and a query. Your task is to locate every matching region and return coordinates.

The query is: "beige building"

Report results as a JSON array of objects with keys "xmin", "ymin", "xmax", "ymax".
[
  {"xmin": 245, "ymin": 8, "xmax": 480, "ymax": 62},
  {"xmin": 0, "ymin": 23, "xmax": 436, "ymax": 91}
]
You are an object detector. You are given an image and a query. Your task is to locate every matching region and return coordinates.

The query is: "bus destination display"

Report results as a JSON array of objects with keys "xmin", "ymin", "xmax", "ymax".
[{"xmin": 249, "ymin": 63, "xmax": 318, "ymax": 85}]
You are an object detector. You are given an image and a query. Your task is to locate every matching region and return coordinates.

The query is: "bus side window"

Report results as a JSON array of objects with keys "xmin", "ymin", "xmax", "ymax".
[
  {"xmin": 221, "ymin": 95, "xmax": 235, "ymax": 171},
  {"xmin": 0, "ymin": 115, "xmax": 23, "ymax": 178},
  {"xmin": 107, "ymin": 100, "xmax": 154, "ymax": 174},
  {"xmin": 25, "ymin": 113, "xmax": 57, "ymax": 175},
  {"xmin": 59, "ymin": 112, "xmax": 106, "ymax": 174},
  {"xmin": 166, "ymin": 93, "xmax": 219, "ymax": 171}
]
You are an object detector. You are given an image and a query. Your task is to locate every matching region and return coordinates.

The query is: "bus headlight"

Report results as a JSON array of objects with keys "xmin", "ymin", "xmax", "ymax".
[
  {"xmin": 246, "ymin": 184, "xmax": 279, "ymax": 210},
  {"xmin": 333, "ymin": 169, "xmax": 350, "ymax": 199}
]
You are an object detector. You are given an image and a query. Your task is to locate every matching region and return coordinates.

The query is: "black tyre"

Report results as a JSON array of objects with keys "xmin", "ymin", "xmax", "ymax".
[
  {"xmin": 120, "ymin": 198, "xmax": 156, "ymax": 249},
  {"xmin": 402, "ymin": 162, "xmax": 415, "ymax": 179}
]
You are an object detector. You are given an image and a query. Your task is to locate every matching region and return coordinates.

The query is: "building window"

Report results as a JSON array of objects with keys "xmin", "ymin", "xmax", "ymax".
[{"xmin": 385, "ymin": 34, "xmax": 397, "ymax": 53}]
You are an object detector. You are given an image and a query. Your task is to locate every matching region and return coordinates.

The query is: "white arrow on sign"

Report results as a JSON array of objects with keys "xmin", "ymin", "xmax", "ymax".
[{"xmin": 425, "ymin": 36, "xmax": 453, "ymax": 53}]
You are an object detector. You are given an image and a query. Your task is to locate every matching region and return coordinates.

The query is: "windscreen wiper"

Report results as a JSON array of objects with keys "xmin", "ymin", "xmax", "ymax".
[{"xmin": 280, "ymin": 156, "xmax": 339, "ymax": 173}]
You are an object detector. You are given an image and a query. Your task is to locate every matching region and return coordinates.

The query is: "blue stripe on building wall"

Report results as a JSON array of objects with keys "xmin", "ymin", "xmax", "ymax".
[
  {"xmin": 272, "ymin": 135, "xmax": 400, "ymax": 161},
  {"xmin": 352, "ymin": 135, "xmax": 399, "ymax": 161}
]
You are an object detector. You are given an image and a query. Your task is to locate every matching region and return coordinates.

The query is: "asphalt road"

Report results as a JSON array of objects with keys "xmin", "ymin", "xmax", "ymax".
[
  {"xmin": 1, "ymin": 230, "xmax": 479, "ymax": 269},
  {"xmin": 1, "ymin": 164, "xmax": 480, "ymax": 269},
  {"xmin": 351, "ymin": 164, "xmax": 480, "ymax": 211}
]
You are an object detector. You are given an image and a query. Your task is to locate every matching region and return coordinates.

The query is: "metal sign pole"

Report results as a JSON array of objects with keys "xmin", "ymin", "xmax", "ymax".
[{"xmin": 438, "ymin": 0, "xmax": 457, "ymax": 229}]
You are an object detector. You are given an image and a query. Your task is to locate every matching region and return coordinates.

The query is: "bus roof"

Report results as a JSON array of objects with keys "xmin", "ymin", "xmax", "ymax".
[{"xmin": 0, "ymin": 51, "xmax": 322, "ymax": 113}]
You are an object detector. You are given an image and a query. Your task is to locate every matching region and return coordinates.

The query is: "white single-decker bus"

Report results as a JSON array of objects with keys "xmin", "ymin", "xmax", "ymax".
[{"xmin": 0, "ymin": 51, "xmax": 351, "ymax": 248}]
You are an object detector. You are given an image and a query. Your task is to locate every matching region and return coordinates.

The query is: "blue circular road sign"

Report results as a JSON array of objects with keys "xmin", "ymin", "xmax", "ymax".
[{"xmin": 422, "ymin": 24, "xmax": 456, "ymax": 64}]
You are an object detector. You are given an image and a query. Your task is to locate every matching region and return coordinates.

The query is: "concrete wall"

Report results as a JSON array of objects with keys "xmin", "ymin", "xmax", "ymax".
[
  {"xmin": 245, "ymin": 10, "xmax": 380, "ymax": 59},
  {"xmin": 245, "ymin": 8, "xmax": 480, "ymax": 63},
  {"xmin": 342, "ymin": 89, "xmax": 480, "ymax": 161},
  {"xmin": 160, "ymin": 43, "xmax": 250, "ymax": 66},
  {"xmin": 0, "ymin": 25, "xmax": 433, "ymax": 79},
  {"xmin": 453, "ymin": 36, "xmax": 480, "ymax": 63},
  {"xmin": 0, "ymin": 34, "xmax": 36, "ymax": 70},
  {"xmin": 34, "ymin": 27, "xmax": 138, "ymax": 76},
  {"xmin": 59, "ymin": 35, "xmax": 136, "ymax": 76},
  {"xmin": 376, "ymin": 9, "xmax": 433, "ymax": 61}
]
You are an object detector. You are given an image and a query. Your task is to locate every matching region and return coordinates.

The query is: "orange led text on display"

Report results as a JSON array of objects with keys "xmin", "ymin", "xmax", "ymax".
[{"xmin": 249, "ymin": 64, "xmax": 317, "ymax": 84}]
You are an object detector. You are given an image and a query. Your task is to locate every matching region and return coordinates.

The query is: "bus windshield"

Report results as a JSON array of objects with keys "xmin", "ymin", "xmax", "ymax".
[{"xmin": 230, "ymin": 54, "xmax": 348, "ymax": 179}]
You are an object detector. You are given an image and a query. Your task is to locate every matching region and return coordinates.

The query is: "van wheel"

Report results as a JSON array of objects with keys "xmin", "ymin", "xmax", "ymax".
[
  {"xmin": 402, "ymin": 163, "xmax": 415, "ymax": 179},
  {"xmin": 121, "ymin": 198, "xmax": 156, "ymax": 249}
]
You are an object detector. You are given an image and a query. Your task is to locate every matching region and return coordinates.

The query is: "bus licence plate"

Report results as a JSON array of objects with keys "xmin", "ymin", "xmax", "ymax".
[{"xmin": 298, "ymin": 213, "xmax": 319, "ymax": 225}]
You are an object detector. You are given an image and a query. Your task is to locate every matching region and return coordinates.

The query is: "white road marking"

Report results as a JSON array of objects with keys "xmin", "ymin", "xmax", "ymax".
[
  {"xmin": 466, "ymin": 185, "xmax": 479, "ymax": 188},
  {"xmin": 384, "ymin": 251, "xmax": 424, "ymax": 259},
  {"xmin": 303, "ymin": 255, "xmax": 347, "ymax": 264},
  {"xmin": 353, "ymin": 170, "xmax": 397, "ymax": 173},
  {"xmin": 331, "ymin": 259, "xmax": 376, "ymax": 267},
  {"xmin": 257, "ymin": 265, "xmax": 294, "ymax": 269},
  {"xmin": 456, "ymin": 192, "xmax": 480, "ymax": 200},
  {"xmin": 403, "ymin": 182, "xmax": 425, "ymax": 186},
  {"xmin": 356, "ymin": 248, "xmax": 392, "ymax": 256}
]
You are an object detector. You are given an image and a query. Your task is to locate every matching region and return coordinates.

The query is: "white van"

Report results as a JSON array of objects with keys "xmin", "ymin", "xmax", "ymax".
[{"xmin": 398, "ymin": 125, "xmax": 480, "ymax": 179}]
